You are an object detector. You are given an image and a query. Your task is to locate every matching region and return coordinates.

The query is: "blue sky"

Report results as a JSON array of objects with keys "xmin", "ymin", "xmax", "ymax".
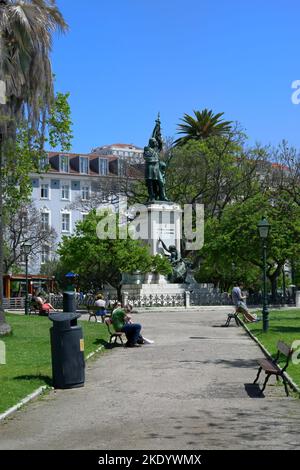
[{"xmin": 53, "ymin": 0, "xmax": 300, "ymax": 153}]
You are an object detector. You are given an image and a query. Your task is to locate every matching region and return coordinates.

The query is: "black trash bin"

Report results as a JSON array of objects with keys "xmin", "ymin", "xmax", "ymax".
[{"xmin": 49, "ymin": 312, "xmax": 85, "ymax": 389}]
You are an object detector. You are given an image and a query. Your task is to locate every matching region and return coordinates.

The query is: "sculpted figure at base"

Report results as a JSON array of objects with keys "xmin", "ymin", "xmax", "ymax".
[{"xmin": 158, "ymin": 238, "xmax": 189, "ymax": 283}]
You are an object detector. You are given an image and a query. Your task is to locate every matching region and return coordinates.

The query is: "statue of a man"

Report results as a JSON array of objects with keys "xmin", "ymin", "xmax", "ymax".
[
  {"xmin": 144, "ymin": 115, "xmax": 168, "ymax": 202},
  {"xmin": 144, "ymin": 137, "xmax": 160, "ymax": 202}
]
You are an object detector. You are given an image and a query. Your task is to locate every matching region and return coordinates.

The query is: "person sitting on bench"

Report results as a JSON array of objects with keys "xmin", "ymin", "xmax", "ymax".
[
  {"xmin": 232, "ymin": 282, "xmax": 260, "ymax": 323},
  {"xmin": 94, "ymin": 293, "xmax": 107, "ymax": 323},
  {"xmin": 111, "ymin": 304, "xmax": 143, "ymax": 348},
  {"xmin": 33, "ymin": 295, "xmax": 56, "ymax": 315}
]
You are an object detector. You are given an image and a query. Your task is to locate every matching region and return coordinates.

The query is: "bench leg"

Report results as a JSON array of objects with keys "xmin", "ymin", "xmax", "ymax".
[
  {"xmin": 234, "ymin": 315, "xmax": 240, "ymax": 326},
  {"xmin": 282, "ymin": 375, "xmax": 290, "ymax": 397},
  {"xmin": 225, "ymin": 315, "xmax": 232, "ymax": 327},
  {"xmin": 261, "ymin": 373, "xmax": 271, "ymax": 394},
  {"xmin": 253, "ymin": 367, "xmax": 262, "ymax": 384}
]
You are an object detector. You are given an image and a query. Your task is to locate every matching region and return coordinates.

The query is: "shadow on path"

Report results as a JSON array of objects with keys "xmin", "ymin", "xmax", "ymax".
[
  {"xmin": 92, "ymin": 338, "xmax": 123, "ymax": 350},
  {"xmin": 244, "ymin": 383, "xmax": 265, "ymax": 398}
]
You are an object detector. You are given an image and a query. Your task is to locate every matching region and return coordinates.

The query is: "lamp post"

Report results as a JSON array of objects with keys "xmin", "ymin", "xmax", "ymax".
[
  {"xmin": 258, "ymin": 217, "xmax": 270, "ymax": 332},
  {"xmin": 22, "ymin": 242, "xmax": 32, "ymax": 315}
]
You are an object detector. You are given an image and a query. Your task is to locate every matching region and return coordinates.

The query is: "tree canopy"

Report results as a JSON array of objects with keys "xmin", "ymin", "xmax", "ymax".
[{"xmin": 57, "ymin": 211, "xmax": 172, "ymax": 298}]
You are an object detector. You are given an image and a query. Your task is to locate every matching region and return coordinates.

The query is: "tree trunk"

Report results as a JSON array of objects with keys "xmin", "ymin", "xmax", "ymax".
[
  {"xmin": 268, "ymin": 264, "xmax": 283, "ymax": 303},
  {"xmin": 117, "ymin": 285, "xmax": 122, "ymax": 302},
  {"xmin": 270, "ymin": 276, "xmax": 277, "ymax": 302},
  {"xmin": 0, "ymin": 135, "xmax": 12, "ymax": 335}
]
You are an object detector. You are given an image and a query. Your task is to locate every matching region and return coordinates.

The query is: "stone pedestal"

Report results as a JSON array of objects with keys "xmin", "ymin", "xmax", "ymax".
[
  {"xmin": 122, "ymin": 202, "xmax": 182, "ymax": 292},
  {"xmin": 116, "ymin": 201, "xmax": 208, "ymax": 302},
  {"xmin": 145, "ymin": 202, "xmax": 182, "ymax": 257}
]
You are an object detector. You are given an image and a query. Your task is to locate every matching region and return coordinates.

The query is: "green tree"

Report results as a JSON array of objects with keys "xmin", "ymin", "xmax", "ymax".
[
  {"xmin": 167, "ymin": 135, "xmax": 266, "ymax": 217},
  {"xmin": 199, "ymin": 192, "xmax": 300, "ymax": 298},
  {"xmin": 58, "ymin": 211, "xmax": 172, "ymax": 300},
  {"xmin": 0, "ymin": 0, "xmax": 68, "ymax": 335},
  {"xmin": 174, "ymin": 109, "xmax": 233, "ymax": 147},
  {"xmin": 48, "ymin": 92, "xmax": 73, "ymax": 151}
]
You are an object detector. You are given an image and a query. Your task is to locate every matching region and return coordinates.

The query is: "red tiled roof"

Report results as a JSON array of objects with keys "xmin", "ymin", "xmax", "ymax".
[{"xmin": 271, "ymin": 163, "xmax": 289, "ymax": 171}]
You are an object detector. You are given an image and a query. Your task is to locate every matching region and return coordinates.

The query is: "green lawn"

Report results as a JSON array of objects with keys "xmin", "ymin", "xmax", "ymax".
[
  {"xmin": 247, "ymin": 309, "xmax": 300, "ymax": 388},
  {"xmin": 0, "ymin": 313, "xmax": 109, "ymax": 414}
]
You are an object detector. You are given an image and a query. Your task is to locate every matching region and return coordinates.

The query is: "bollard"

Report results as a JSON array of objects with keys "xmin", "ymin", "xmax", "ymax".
[{"xmin": 63, "ymin": 291, "xmax": 76, "ymax": 313}]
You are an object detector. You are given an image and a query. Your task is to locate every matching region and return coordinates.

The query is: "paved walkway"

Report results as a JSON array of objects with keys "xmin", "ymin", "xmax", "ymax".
[{"xmin": 0, "ymin": 308, "xmax": 300, "ymax": 450}]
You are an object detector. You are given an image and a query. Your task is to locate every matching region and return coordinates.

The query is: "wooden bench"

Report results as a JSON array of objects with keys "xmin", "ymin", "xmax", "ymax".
[
  {"xmin": 29, "ymin": 302, "xmax": 40, "ymax": 315},
  {"xmin": 224, "ymin": 308, "xmax": 240, "ymax": 327},
  {"xmin": 83, "ymin": 305, "xmax": 110, "ymax": 322},
  {"xmin": 253, "ymin": 340, "xmax": 293, "ymax": 396},
  {"xmin": 29, "ymin": 302, "xmax": 50, "ymax": 316},
  {"xmin": 104, "ymin": 318, "xmax": 125, "ymax": 345}
]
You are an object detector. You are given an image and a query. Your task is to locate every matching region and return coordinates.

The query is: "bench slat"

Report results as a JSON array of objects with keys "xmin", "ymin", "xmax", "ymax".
[
  {"xmin": 277, "ymin": 341, "xmax": 292, "ymax": 357},
  {"xmin": 257, "ymin": 358, "xmax": 280, "ymax": 373}
]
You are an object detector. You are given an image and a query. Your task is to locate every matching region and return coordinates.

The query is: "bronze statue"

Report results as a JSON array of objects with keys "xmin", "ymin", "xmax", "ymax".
[
  {"xmin": 144, "ymin": 115, "xmax": 168, "ymax": 202},
  {"xmin": 159, "ymin": 238, "xmax": 189, "ymax": 283}
]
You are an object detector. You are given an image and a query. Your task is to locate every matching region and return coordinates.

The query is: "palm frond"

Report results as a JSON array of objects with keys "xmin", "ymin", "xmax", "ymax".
[
  {"xmin": 0, "ymin": 0, "xmax": 68, "ymax": 133},
  {"xmin": 174, "ymin": 108, "xmax": 232, "ymax": 147}
]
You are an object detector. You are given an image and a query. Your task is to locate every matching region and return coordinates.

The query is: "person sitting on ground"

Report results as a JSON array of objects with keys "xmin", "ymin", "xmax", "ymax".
[
  {"xmin": 94, "ymin": 293, "xmax": 107, "ymax": 323},
  {"xmin": 111, "ymin": 304, "xmax": 143, "ymax": 347},
  {"xmin": 232, "ymin": 282, "xmax": 260, "ymax": 323}
]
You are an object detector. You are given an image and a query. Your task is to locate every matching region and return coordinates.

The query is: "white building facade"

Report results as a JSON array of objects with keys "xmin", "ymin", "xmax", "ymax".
[{"xmin": 30, "ymin": 148, "xmax": 135, "ymax": 273}]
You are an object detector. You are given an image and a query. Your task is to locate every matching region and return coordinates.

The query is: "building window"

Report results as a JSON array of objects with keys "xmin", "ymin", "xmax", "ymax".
[
  {"xmin": 61, "ymin": 184, "xmax": 70, "ymax": 200},
  {"xmin": 60, "ymin": 155, "xmax": 69, "ymax": 173},
  {"xmin": 99, "ymin": 159, "xmax": 108, "ymax": 176},
  {"xmin": 41, "ymin": 212, "xmax": 50, "ymax": 230},
  {"xmin": 118, "ymin": 160, "xmax": 126, "ymax": 177},
  {"xmin": 80, "ymin": 157, "xmax": 89, "ymax": 174},
  {"xmin": 81, "ymin": 185, "xmax": 90, "ymax": 200},
  {"xmin": 62, "ymin": 213, "xmax": 70, "ymax": 232},
  {"xmin": 41, "ymin": 184, "xmax": 49, "ymax": 199},
  {"xmin": 41, "ymin": 246, "xmax": 50, "ymax": 264}
]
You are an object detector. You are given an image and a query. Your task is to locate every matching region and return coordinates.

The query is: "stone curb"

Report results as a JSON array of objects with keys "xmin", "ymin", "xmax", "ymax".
[
  {"xmin": 0, "ymin": 345, "xmax": 105, "ymax": 422},
  {"xmin": 86, "ymin": 345, "xmax": 104, "ymax": 360},
  {"xmin": 240, "ymin": 320, "xmax": 300, "ymax": 396},
  {"xmin": 0, "ymin": 386, "xmax": 50, "ymax": 421}
]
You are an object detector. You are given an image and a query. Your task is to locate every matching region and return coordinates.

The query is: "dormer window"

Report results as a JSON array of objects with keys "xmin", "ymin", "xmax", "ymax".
[
  {"xmin": 99, "ymin": 158, "xmax": 108, "ymax": 176},
  {"xmin": 59, "ymin": 155, "xmax": 69, "ymax": 173},
  {"xmin": 80, "ymin": 157, "xmax": 89, "ymax": 174}
]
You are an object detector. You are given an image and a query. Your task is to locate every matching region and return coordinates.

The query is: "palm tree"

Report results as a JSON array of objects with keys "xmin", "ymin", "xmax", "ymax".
[
  {"xmin": 0, "ymin": 0, "xmax": 68, "ymax": 335},
  {"xmin": 174, "ymin": 109, "xmax": 232, "ymax": 147}
]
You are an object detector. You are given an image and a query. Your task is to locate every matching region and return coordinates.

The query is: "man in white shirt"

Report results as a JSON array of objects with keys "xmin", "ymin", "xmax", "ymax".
[{"xmin": 232, "ymin": 282, "xmax": 259, "ymax": 323}]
